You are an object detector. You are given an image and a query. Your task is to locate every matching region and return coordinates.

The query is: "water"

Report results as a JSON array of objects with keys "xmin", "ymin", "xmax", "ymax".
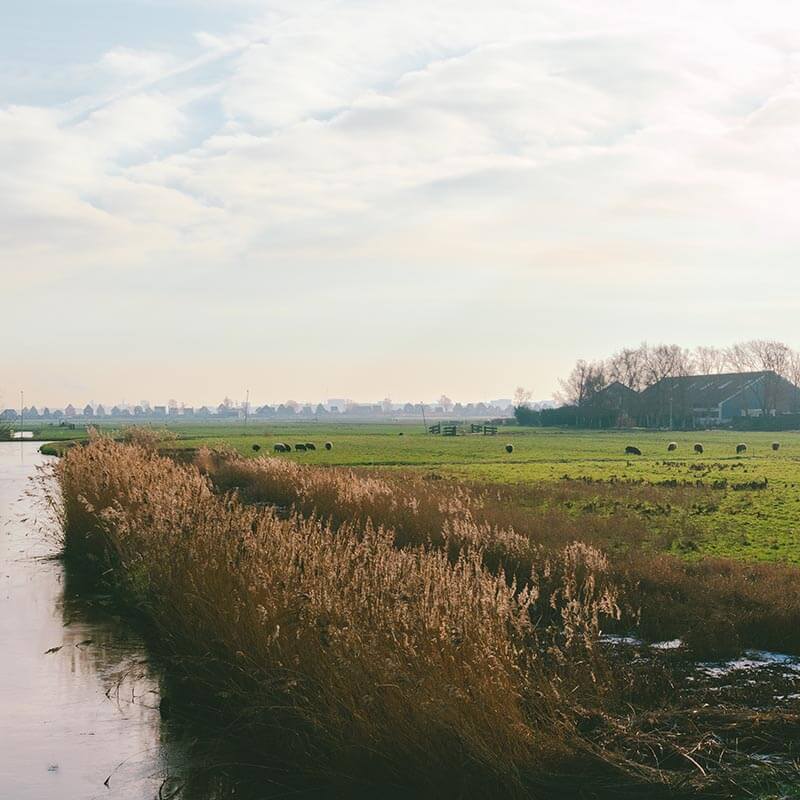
[
  {"xmin": 0, "ymin": 442, "xmax": 292, "ymax": 800},
  {"xmin": 0, "ymin": 442, "xmax": 179, "ymax": 798}
]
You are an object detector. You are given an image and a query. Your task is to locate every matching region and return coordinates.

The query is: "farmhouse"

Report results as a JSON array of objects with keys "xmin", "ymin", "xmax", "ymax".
[{"xmin": 638, "ymin": 371, "xmax": 800, "ymax": 427}]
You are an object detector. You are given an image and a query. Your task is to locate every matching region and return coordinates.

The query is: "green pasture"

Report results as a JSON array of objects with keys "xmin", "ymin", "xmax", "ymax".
[{"xmin": 37, "ymin": 422, "xmax": 800, "ymax": 564}]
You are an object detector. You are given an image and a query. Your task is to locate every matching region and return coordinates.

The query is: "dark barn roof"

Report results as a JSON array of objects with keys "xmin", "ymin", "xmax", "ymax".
[{"xmin": 640, "ymin": 371, "xmax": 778, "ymax": 408}]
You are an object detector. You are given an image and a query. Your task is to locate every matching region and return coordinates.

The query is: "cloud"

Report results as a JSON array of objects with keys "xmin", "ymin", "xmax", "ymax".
[{"xmin": 5, "ymin": 0, "xmax": 800, "ymax": 403}]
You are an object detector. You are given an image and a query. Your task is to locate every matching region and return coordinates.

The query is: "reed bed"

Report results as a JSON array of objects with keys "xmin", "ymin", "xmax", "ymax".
[
  {"xmin": 49, "ymin": 438, "xmax": 800, "ymax": 795},
  {"xmin": 200, "ymin": 450, "xmax": 800, "ymax": 656},
  {"xmin": 50, "ymin": 437, "xmax": 638, "ymax": 797}
]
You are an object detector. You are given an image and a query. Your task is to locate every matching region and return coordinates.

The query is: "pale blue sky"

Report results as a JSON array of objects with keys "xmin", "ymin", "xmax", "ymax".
[{"xmin": 3, "ymin": 1, "xmax": 800, "ymax": 408}]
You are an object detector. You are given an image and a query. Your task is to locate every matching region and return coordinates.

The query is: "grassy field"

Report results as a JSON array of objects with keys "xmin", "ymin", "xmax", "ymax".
[{"xmin": 39, "ymin": 422, "xmax": 800, "ymax": 564}]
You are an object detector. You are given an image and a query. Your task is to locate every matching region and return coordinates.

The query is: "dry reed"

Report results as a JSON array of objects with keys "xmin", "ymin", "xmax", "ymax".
[
  {"xmin": 199, "ymin": 450, "xmax": 800, "ymax": 657},
  {"xmin": 50, "ymin": 437, "xmax": 633, "ymax": 796}
]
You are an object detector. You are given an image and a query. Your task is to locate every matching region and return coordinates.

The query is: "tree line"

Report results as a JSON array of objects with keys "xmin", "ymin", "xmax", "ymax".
[
  {"xmin": 556, "ymin": 340, "xmax": 800, "ymax": 407},
  {"xmin": 514, "ymin": 340, "xmax": 800, "ymax": 428}
]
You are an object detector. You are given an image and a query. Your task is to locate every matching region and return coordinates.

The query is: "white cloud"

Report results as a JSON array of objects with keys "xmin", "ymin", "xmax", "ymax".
[{"xmin": 5, "ymin": 1, "xmax": 800, "ymax": 403}]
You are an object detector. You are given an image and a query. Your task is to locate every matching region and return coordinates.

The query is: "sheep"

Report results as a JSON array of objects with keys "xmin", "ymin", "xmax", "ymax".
[
  {"xmin": 694, "ymin": 443, "xmax": 704, "ymax": 454},
  {"xmin": 398, "ymin": 432, "xmax": 404, "ymax": 436},
  {"xmin": 305, "ymin": 442, "xmax": 316, "ymax": 451},
  {"xmin": 294, "ymin": 444, "xmax": 307, "ymax": 452},
  {"xmin": 505, "ymin": 444, "xmax": 514, "ymax": 453},
  {"xmin": 273, "ymin": 443, "xmax": 288, "ymax": 453},
  {"xmin": 773, "ymin": 442, "xmax": 781, "ymax": 452},
  {"xmin": 252, "ymin": 444, "xmax": 261, "ymax": 452},
  {"xmin": 625, "ymin": 446, "xmax": 642, "ymax": 456},
  {"xmin": 736, "ymin": 443, "xmax": 747, "ymax": 455},
  {"xmin": 324, "ymin": 442, "xmax": 333, "ymax": 451},
  {"xmin": 667, "ymin": 442, "xmax": 678, "ymax": 452}
]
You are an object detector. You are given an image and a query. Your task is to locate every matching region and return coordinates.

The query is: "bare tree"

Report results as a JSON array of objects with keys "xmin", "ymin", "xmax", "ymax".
[
  {"xmin": 692, "ymin": 345, "xmax": 727, "ymax": 375},
  {"xmin": 557, "ymin": 360, "xmax": 607, "ymax": 406},
  {"xmin": 788, "ymin": 351, "xmax": 800, "ymax": 412},
  {"xmin": 607, "ymin": 344, "xmax": 649, "ymax": 391},
  {"xmin": 438, "ymin": 394, "xmax": 454, "ymax": 413},
  {"xmin": 644, "ymin": 344, "xmax": 694, "ymax": 386},
  {"xmin": 513, "ymin": 386, "xmax": 533, "ymax": 408},
  {"xmin": 788, "ymin": 351, "xmax": 800, "ymax": 387},
  {"xmin": 726, "ymin": 340, "xmax": 792, "ymax": 377}
]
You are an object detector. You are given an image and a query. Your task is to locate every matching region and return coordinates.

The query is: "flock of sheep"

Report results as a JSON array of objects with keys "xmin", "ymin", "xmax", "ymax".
[
  {"xmin": 258, "ymin": 439, "xmax": 782, "ymax": 459},
  {"xmin": 625, "ymin": 442, "xmax": 781, "ymax": 456},
  {"xmin": 270, "ymin": 442, "xmax": 333, "ymax": 453}
]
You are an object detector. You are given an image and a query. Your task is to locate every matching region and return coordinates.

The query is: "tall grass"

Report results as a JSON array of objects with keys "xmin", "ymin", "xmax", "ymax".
[
  {"xmin": 51, "ymin": 437, "xmax": 633, "ymax": 796},
  {"xmin": 200, "ymin": 449, "xmax": 800, "ymax": 657}
]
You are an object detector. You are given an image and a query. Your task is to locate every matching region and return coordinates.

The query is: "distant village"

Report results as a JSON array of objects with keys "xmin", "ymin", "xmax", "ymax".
[{"xmin": 0, "ymin": 397, "xmax": 531, "ymax": 424}]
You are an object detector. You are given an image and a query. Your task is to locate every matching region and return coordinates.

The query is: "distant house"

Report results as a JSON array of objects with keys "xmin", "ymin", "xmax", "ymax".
[
  {"xmin": 638, "ymin": 371, "xmax": 800, "ymax": 427},
  {"xmin": 583, "ymin": 381, "xmax": 640, "ymax": 426}
]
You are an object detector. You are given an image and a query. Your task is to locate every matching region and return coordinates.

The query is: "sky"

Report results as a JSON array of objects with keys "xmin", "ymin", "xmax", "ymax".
[{"xmin": 3, "ymin": 0, "xmax": 800, "ymax": 408}]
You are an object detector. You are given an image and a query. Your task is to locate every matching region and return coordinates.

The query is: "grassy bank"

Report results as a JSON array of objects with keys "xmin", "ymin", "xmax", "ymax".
[{"xmin": 48, "ymin": 435, "xmax": 800, "ymax": 796}]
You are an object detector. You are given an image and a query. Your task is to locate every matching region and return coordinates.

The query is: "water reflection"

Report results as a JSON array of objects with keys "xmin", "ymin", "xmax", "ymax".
[
  {"xmin": 0, "ymin": 442, "xmax": 408, "ymax": 800},
  {"xmin": 0, "ymin": 443, "xmax": 323, "ymax": 800}
]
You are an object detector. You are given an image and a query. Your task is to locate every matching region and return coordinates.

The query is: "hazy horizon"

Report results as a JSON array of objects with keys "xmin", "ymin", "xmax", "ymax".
[{"xmin": 4, "ymin": 1, "xmax": 800, "ymax": 405}]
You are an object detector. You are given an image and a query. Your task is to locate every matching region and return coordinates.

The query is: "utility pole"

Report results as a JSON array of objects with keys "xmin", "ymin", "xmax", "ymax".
[
  {"xmin": 244, "ymin": 389, "xmax": 250, "ymax": 426},
  {"xmin": 420, "ymin": 401, "xmax": 427, "ymax": 433},
  {"xmin": 20, "ymin": 390, "xmax": 23, "ymax": 434}
]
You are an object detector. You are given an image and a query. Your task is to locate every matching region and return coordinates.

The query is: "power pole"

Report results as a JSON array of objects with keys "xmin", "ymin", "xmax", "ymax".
[
  {"xmin": 20, "ymin": 390, "xmax": 23, "ymax": 433},
  {"xmin": 244, "ymin": 389, "xmax": 250, "ymax": 426},
  {"xmin": 420, "ymin": 401, "xmax": 427, "ymax": 433}
]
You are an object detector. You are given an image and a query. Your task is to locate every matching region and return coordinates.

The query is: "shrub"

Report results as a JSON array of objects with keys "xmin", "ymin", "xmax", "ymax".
[
  {"xmin": 120, "ymin": 425, "xmax": 178, "ymax": 450},
  {"xmin": 514, "ymin": 405, "xmax": 541, "ymax": 426}
]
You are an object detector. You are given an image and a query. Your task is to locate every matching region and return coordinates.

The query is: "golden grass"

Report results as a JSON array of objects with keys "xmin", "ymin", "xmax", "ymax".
[
  {"xmin": 50, "ymin": 437, "xmax": 635, "ymax": 796},
  {"xmin": 200, "ymin": 449, "xmax": 800, "ymax": 657},
  {"xmin": 48, "ymin": 438, "xmax": 800, "ymax": 794}
]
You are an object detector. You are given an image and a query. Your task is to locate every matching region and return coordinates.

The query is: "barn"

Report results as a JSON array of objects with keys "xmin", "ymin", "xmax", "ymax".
[{"xmin": 638, "ymin": 371, "xmax": 800, "ymax": 427}]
